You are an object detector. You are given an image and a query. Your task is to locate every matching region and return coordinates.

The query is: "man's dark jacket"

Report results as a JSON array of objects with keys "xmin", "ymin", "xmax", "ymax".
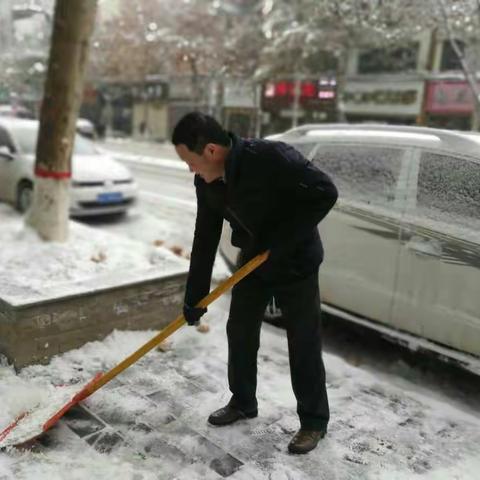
[{"xmin": 184, "ymin": 134, "xmax": 338, "ymax": 307}]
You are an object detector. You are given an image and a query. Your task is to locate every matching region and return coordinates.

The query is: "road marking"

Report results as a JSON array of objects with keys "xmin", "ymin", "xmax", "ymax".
[{"xmin": 108, "ymin": 153, "xmax": 188, "ymax": 172}]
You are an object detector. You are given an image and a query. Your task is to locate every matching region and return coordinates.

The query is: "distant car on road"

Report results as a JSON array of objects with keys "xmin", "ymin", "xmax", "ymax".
[
  {"xmin": 76, "ymin": 118, "xmax": 96, "ymax": 139},
  {"xmin": 0, "ymin": 118, "xmax": 138, "ymax": 217},
  {"xmin": 0, "ymin": 105, "xmax": 95, "ymax": 139},
  {"xmin": 220, "ymin": 124, "xmax": 480, "ymax": 367},
  {"xmin": 0, "ymin": 104, "xmax": 35, "ymax": 119}
]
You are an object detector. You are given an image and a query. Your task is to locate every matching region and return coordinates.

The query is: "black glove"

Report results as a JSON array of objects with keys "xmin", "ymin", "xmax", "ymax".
[{"xmin": 183, "ymin": 304, "xmax": 207, "ymax": 326}]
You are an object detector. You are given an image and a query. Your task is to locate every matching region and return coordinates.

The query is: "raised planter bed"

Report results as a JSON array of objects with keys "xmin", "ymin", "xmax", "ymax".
[{"xmin": 0, "ymin": 268, "xmax": 187, "ymax": 369}]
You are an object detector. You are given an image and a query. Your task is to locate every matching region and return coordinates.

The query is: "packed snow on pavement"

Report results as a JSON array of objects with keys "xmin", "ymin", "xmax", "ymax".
[{"xmin": 0, "ymin": 199, "xmax": 479, "ymax": 479}]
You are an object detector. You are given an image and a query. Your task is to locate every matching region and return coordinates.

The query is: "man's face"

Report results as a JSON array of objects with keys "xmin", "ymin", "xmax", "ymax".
[{"xmin": 175, "ymin": 144, "xmax": 224, "ymax": 183}]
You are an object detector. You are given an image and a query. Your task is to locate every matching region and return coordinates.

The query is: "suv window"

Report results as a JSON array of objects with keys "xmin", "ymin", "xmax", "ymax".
[
  {"xmin": 312, "ymin": 144, "xmax": 405, "ymax": 208},
  {"xmin": 416, "ymin": 152, "xmax": 480, "ymax": 233}
]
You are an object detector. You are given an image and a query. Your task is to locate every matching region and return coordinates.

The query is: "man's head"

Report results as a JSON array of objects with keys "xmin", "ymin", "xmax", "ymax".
[{"xmin": 172, "ymin": 112, "xmax": 231, "ymax": 183}]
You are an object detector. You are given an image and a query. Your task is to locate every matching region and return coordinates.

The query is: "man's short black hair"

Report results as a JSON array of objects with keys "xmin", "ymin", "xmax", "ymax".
[{"xmin": 171, "ymin": 112, "xmax": 230, "ymax": 154}]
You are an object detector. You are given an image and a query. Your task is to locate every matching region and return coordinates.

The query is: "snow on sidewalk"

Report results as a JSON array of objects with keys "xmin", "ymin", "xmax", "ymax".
[
  {"xmin": 1, "ymin": 291, "xmax": 479, "ymax": 480},
  {"xmin": 0, "ymin": 204, "xmax": 187, "ymax": 306}
]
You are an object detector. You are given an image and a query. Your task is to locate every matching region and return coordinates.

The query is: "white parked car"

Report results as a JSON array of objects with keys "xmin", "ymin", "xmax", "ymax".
[
  {"xmin": 0, "ymin": 104, "xmax": 34, "ymax": 119},
  {"xmin": 220, "ymin": 124, "xmax": 480, "ymax": 369},
  {"xmin": 0, "ymin": 118, "xmax": 138, "ymax": 216}
]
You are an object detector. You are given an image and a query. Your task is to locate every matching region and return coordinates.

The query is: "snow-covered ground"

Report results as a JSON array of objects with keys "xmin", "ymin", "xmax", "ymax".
[
  {"xmin": 1, "ymin": 148, "xmax": 480, "ymax": 479},
  {"xmin": 0, "ymin": 204, "xmax": 187, "ymax": 306},
  {"xmin": 1, "ymin": 296, "xmax": 479, "ymax": 479}
]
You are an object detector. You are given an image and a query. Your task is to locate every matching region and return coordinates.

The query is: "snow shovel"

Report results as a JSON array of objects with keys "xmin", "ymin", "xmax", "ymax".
[{"xmin": 0, "ymin": 251, "xmax": 269, "ymax": 448}]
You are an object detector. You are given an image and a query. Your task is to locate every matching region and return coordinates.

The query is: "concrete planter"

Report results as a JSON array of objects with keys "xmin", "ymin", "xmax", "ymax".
[{"xmin": 0, "ymin": 270, "xmax": 187, "ymax": 369}]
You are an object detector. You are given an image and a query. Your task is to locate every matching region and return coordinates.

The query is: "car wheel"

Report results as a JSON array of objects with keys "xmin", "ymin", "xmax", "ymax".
[{"xmin": 16, "ymin": 181, "xmax": 33, "ymax": 213}]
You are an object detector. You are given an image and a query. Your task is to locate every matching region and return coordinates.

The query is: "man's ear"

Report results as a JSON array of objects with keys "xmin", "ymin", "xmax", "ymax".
[{"xmin": 205, "ymin": 143, "xmax": 217, "ymax": 159}]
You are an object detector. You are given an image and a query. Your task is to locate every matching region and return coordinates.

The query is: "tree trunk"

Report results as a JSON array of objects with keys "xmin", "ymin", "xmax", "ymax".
[
  {"xmin": 27, "ymin": 0, "xmax": 97, "ymax": 242},
  {"xmin": 215, "ymin": 74, "xmax": 225, "ymax": 122},
  {"xmin": 254, "ymin": 83, "xmax": 262, "ymax": 137},
  {"xmin": 292, "ymin": 73, "xmax": 301, "ymax": 129},
  {"xmin": 189, "ymin": 57, "xmax": 200, "ymax": 110},
  {"xmin": 335, "ymin": 50, "xmax": 348, "ymax": 123}
]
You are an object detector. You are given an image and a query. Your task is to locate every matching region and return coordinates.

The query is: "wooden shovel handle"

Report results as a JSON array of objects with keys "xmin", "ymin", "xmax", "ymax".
[{"xmin": 77, "ymin": 251, "xmax": 269, "ymax": 400}]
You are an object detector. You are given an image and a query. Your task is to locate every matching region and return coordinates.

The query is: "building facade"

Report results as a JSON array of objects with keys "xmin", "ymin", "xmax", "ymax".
[
  {"xmin": 344, "ymin": 31, "xmax": 479, "ymax": 131},
  {"xmin": 343, "ymin": 31, "xmax": 431, "ymax": 125}
]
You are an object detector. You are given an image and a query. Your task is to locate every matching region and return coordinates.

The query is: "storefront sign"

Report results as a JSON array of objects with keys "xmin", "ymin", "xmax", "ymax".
[
  {"xmin": 344, "ymin": 80, "xmax": 423, "ymax": 116},
  {"xmin": 168, "ymin": 77, "xmax": 196, "ymax": 100},
  {"xmin": 425, "ymin": 81, "xmax": 475, "ymax": 114},
  {"xmin": 103, "ymin": 82, "xmax": 168, "ymax": 102},
  {"xmin": 224, "ymin": 80, "xmax": 256, "ymax": 108},
  {"xmin": 131, "ymin": 82, "xmax": 168, "ymax": 101},
  {"xmin": 262, "ymin": 78, "xmax": 336, "ymax": 111}
]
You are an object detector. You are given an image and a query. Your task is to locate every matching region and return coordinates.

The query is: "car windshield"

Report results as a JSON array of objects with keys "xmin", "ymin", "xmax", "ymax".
[{"xmin": 11, "ymin": 125, "xmax": 97, "ymax": 155}]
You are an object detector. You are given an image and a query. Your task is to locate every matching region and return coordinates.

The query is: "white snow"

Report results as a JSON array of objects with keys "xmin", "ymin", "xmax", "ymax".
[
  {"xmin": 0, "ymin": 204, "xmax": 187, "ymax": 306},
  {"xmin": 0, "ymin": 374, "xmax": 86, "ymax": 449},
  {"xmin": 1, "ymin": 304, "xmax": 479, "ymax": 479}
]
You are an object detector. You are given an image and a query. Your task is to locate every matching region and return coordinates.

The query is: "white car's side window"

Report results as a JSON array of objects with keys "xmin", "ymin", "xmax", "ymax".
[
  {"xmin": 414, "ymin": 151, "xmax": 480, "ymax": 240},
  {"xmin": 311, "ymin": 144, "xmax": 405, "ymax": 210}
]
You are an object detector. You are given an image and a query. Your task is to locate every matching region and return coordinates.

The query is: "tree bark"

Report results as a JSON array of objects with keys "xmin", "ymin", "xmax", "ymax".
[
  {"xmin": 27, "ymin": 0, "xmax": 97, "ymax": 241},
  {"xmin": 292, "ymin": 73, "xmax": 301, "ymax": 129}
]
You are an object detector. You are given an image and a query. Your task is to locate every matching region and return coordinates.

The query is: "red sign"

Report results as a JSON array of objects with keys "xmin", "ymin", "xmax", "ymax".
[
  {"xmin": 426, "ymin": 81, "xmax": 476, "ymax": 114},
  {"xmin": 263, "ymin": 79, "xmax": 336, "ymax": 111},
  {"xmin": 265, "ymin": 81, "xmax": 318, "ymax": 99}
]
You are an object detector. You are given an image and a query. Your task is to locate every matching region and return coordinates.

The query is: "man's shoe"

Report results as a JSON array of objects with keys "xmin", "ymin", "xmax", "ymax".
[
  {"xmin": 208, "ymin": 405, "xmax": 257, "ymax": 426},
  {"xmin": 288, "ymin": 429, "xmax": 326, "ymax": 454}
]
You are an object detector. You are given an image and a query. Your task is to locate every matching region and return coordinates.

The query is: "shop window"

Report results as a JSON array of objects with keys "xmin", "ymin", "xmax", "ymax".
[
  {"xmin": 358, "ymin": 43, "xmax": 419, "ymax": 74},
  {"xmin": 440, "ymin": 40, "xmax": 464, "ymax": 71},
  {"xmin": 312, "ymin": 145, "xmax": 404, "ymax": 208},
  {"xmin": 416, "ymin": 152, "xmax": 480, "ymax": 231}
]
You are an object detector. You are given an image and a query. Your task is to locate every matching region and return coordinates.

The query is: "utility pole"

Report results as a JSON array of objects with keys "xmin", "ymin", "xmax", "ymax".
[
  {"xmin": 27, "ymin": 0, "xmax": 97, "ymax": 241},
  {"xmin": 417, "ymin": 28, "xmax": 438, "ymax": 127}
]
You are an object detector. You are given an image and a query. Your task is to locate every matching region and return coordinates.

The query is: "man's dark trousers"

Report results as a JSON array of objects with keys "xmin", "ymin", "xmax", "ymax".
[{"xmin": 226, "ymin": 264, "xmax": 330, "ymax": 431}]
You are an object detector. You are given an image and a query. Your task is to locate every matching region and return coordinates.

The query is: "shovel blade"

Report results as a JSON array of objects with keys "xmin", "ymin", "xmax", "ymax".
[{"xmin": 0, "ymin": 373, "xmax": 102, "ymax": 449}]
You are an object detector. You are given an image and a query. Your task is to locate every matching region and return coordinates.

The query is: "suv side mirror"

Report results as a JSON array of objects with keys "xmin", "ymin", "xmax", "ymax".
[{"xmin": 0, "ymin": 145, "xmax": 14, "ymax": 160}]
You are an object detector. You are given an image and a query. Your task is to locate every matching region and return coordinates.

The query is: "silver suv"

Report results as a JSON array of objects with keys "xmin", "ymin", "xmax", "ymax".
[{"xmin": 220, "ymin": 124, "xmax": 480, "ymax": 369}]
